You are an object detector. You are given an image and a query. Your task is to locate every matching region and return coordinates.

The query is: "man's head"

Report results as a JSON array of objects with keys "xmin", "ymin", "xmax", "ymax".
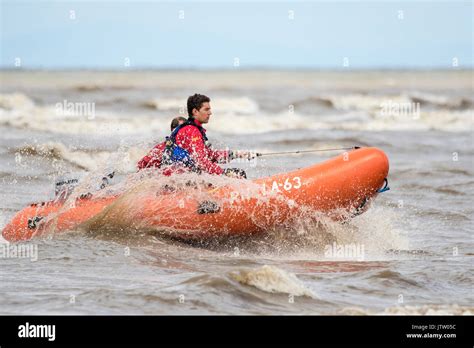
[
  {"xmin": 187, "ymin": 93, "xmax": 212, "ymax": 124},
  {"xmin": 170, "ymin": 116, "xmax": 186, "ymax": 131}
]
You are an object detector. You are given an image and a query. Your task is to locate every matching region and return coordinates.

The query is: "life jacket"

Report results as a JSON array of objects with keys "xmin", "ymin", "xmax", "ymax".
[{"xmin": 162, "ymin": 118, "xmax": 208, "ymax": 171}]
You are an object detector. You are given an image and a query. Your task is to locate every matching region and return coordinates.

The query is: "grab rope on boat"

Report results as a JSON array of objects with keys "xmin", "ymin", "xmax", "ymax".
[
  {"xmin": 351, "ymin": 177, "xmax": 389, "ymax": 218},
  {"xmin": 377, "ymin": 178, "xmax": 390, "ymax": 193}
]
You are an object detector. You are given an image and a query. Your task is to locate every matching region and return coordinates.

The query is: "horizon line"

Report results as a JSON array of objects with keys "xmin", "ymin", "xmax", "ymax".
[{"xmin": 1, "ymin": 66, "xmax": 472, "ymax": 72}]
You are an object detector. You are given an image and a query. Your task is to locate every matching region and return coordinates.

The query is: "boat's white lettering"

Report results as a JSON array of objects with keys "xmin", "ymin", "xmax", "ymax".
[{"xmin": 271, "ymin": 177, "xmax": 302, "ymax": 193}]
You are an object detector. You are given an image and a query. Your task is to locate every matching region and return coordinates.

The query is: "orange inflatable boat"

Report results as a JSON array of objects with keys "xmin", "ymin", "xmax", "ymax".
[{"xmin": 2, "ymin": 147, "xmax": 389, "ymax": 242}]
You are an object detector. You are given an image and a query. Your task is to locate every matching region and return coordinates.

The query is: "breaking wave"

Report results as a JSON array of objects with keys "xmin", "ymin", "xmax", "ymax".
[
  {"xmin": 11, "ymin": 142, "xmax": 145, "ymax": 172},
  {"xmin": 1, "ymin": 92, "xmax": 472, "ymax": 135},
  {"xmin": 0, "ymin": 93, "xmax": 35, "ymax": 111},
  {"xmin": 340, "ymin": 304, "xmax": 473, "ymax": 315},
  {"xmin": 230, "ymin": 265, "xmax": 316, "ymax": 297},
  {"xmin": 291, "ymin": 92, "xmax": 473, "ymax": 113},
  {"xmin": 142, "ymin": 96, "xmax": 259, "ymax": 115}
]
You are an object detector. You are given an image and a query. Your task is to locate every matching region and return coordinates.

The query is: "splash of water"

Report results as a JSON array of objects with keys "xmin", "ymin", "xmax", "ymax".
[{"xmin": 230, "ymin": 265, "xmax": 316, "ymax": 297}]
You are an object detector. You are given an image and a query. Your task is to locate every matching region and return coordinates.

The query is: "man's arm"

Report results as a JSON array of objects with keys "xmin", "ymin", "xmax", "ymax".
[
  {"xmin": 211, "ymin": 149, "xmax": 256, "ymax": 163},
  {"xmin": 177, "ymin": 127, "xmax": 224, "ymax": 175},
  {"xmin": 208, "ymin": 148, "xmax": 231, "ymax": 164}
]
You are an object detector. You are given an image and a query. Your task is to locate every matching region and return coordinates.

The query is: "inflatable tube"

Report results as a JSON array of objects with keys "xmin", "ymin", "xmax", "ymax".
[{"xmin": 2, "ymin": 147, "xmax": 389, "ymax": 242}]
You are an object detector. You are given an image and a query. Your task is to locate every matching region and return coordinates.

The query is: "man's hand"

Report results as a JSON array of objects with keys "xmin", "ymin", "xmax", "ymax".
[
  {"xmin": 230, "ymin": 150, "xmax": 257, "ymax": 160},
  {"xmin": 223, "ymin": 168, "xmax": 247, "ymax": 179}
]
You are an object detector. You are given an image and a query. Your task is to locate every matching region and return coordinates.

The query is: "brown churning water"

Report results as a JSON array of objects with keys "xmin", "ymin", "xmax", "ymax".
[{"xmin": 0, "ymin": 70, "xmax": 472, "ymax": 314}]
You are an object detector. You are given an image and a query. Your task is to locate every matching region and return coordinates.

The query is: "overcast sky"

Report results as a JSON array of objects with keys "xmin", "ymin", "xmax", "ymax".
[{"xmin": 1, "ymin": 0, "xmax": 472, "ymax": 69}]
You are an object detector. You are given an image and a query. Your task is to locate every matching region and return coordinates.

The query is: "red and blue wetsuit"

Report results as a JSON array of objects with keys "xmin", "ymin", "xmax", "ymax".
[
  {"xmin": 172, "ymin": 118, "xmax": 229, "ymax": 175},
  {"xmin": 137, "ymin": 118, "xmax": 229, "ymax": 174},
  {"xmin": 137, "ymin": 141, "xmax": 167, "ymax": 170}
]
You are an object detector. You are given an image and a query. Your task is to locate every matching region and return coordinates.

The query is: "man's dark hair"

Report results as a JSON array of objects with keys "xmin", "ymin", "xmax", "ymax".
[
  {"xmin": 170, "ymin": 116, "xmax": 187, "ymax": 131},
  {"xmin": 187, "ymin": 94, "xmax": 210, "ymax": 117}
]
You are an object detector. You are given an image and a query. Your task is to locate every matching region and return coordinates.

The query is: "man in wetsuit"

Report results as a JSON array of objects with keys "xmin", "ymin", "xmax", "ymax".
[
  {"xmin": 137, "ymin": 116, "xmax": 187, "ymax": 170},
  {"xmin": 166, "ymin": 94, "xmax": 252, "ymax": 177}
]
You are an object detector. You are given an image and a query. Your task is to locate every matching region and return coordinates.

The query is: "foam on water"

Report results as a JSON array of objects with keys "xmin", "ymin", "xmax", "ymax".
[
  {"xmin": 9, "ymin": 140, "xmax": 150, "ymax": 174},
  {"xmin": 340, "ymin": 304, "xmax": 474, "ymax": 315},
  {"xmin": 144, "ymin": 96, "xmax": 259, "ymax": 115},
  {"xmin": 0, "ymin": 93, "xmax": 35, "ymax": 111},
  {"xmin": 1, "ymin": 92, "xmax": 472, "ymax": 136},
  {"xmin": 230, "ymin": 265, "xmax": 315, "ymax": 297}
]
